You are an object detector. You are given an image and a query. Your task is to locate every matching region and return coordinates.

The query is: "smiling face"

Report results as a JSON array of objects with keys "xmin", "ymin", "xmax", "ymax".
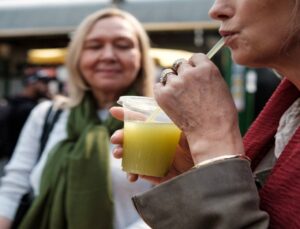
[
  {"xmin": 79, "ymin": 16, "xmax": 141, "ymax": 97},
  {"xmin": 209, "ymin": 0, "xmax": 300, "ymax": 68}
]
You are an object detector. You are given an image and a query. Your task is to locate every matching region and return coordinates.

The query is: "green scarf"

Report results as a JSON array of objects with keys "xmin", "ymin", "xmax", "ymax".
[{"xmin": 19, "ymin": 93, "xmax": 123, "ymax": 229}]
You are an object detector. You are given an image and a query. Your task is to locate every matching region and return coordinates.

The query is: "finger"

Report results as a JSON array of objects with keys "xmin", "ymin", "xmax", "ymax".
[
  {"xmin": 154, "ymin": 68, "xmax": 183, "ymax": 101},
  {"xmin": 188, "ymin": 53, "xmax": 220, "ymax": 79},
  {"xmin": 111, "ymin": 129, "xmax": 124, "ymax": 144},
  {"xmin": 140, "ymin": 175, "xmax": 163, "ymax": 185},
  {"xmin": 110, "ymin": 107, "xmax": 124, "ymax": 121},
  {"xmin": 173, "ymin": 59, "xmax": 190, "ymax": 75},
  {"xmin": 112, "ymin": 145, "xmax": 123, "ymax": 158},
  {"xmin": 188, "ymin": 53, "xmax": 210, "ymax": 66},
  {"xmin": 159, "ymin": 68, "xmax": 177, "ymax": 86},
  {"xmin": 171, "ymin": 58, "xmax": 187, "ymax": 72},
  {"xmin": 127, "ymin": 173, "xmax": 139, "ymax": 182}
]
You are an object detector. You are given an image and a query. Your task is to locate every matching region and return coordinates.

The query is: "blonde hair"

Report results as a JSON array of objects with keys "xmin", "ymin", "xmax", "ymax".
[{"xmin": 65, "ymin": 8, "xmax": 154, "ymax": 107}]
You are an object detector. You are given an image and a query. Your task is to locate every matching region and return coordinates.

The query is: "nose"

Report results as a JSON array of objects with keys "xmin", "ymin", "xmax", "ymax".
[
  {"xmin": 99, "ymin": 44, "xmax": 117, "ymax": 61},
  {"xmin": 209, "ymin": 0, "xmax": 234, "ymax": 21}
]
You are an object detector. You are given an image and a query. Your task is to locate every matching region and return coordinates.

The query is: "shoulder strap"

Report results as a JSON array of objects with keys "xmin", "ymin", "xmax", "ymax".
[
  {"xmin": 0, "ymin": 101, "xmax": 12, "ymax": 158},
  {"xmin": 37, "ymin": 105, "xmax": 63, "ymax": 163}
]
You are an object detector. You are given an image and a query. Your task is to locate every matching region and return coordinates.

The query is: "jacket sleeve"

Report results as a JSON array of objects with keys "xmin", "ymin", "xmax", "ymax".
[{"xmin": 132, "ymin": 159, "xmax": 269, "ymax": 229}]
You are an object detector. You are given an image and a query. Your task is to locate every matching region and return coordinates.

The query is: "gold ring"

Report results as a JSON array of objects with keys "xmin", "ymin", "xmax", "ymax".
[
  {"xmin": 172, "ymin": 58, "xmax": 186, "ymax": 72},
  {"xmin": 160, "ymin": 68, "xmax": 175, "ymax": 85}
]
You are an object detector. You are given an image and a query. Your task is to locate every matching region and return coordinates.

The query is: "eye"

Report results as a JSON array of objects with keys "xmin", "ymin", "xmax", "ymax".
[
  {"xmin": 84, "ymin": 41, "xmax": 103, "ymax": 50},
  {"xmin": 115, "ymin": 39, "xmax": 134, "ymax": 50}
]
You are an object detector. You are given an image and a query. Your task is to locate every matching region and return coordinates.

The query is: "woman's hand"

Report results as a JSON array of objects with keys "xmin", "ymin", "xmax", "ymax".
[
  {"xmin": 110, "ymin": 107, "xmax": 194, "ymax": 184},
  {"xmin": 155, "ymin": 54, "xmax": 244, "ymax": 164}
]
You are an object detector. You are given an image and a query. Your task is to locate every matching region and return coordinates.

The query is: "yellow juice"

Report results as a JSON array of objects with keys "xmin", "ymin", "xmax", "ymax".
[{"xmin": 122, "ymin": 121, "xmax": 181, "ymax": 177}]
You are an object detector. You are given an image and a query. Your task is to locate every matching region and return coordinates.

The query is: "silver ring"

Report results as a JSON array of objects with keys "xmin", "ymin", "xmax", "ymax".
[
  {"xmin": 172, "ymin": 58, "xmax": 186, "ymax": 72},
  {"xmin": 160, "ymin": 68, "xmax": 175, "ymax": 85}
]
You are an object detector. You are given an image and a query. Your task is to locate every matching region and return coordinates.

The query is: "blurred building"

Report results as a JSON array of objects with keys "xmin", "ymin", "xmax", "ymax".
[
  {"xmin": 0, "ymin": 0, "xmax": 220, "ymax": 96},
  {"xmin": 0, "ymin": 0, "xmax": 280, "ymax": 132}
]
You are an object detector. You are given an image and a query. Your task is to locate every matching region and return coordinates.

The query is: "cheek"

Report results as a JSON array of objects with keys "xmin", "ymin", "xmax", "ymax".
[
  {"xmin": 231, "ymin": 29, "xmax": 280, "ymax": 66},
  {"xmin": 124, "ymin": 52, "xmax": 142, "ymax": 78},
  {"xmin": 78, "ymin": 55, "xmax": 93, "ymax": 85},
  {"xmin": 79, "ymin": 51, "xmax": 97, "ymax": 72}
]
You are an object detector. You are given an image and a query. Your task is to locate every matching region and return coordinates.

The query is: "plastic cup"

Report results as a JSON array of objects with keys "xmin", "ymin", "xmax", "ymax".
[{"xmin": 117, "ymin": 96, "xmax": 181, "ymax": 177}]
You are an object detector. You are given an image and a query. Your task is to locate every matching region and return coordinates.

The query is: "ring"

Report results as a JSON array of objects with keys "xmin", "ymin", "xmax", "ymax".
[
  {"xmin": 160, "ymin": 68, "xmax": 175, "ymax": 85},
  {"xmin": 171, "ymin": 58, "xmax": 186, "ymax": 72}
]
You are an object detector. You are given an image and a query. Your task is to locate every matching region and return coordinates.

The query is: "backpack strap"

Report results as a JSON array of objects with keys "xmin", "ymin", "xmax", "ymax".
[
  {"xmin": 37, "ymin": 105, "xmax": 63, "ymax": 163},
  {"xmin": 11, "ymin": 104, "xmax": 63, "ymax": 229}
]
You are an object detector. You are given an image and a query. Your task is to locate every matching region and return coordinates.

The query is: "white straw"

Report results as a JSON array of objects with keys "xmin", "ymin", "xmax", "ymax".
[{"xmin": 206, "ymin": 37, "xmax": 225, "ymax": 59}]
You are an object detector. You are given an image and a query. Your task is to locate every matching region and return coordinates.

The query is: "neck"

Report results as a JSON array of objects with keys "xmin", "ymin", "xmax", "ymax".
[
  {"xmin": 270, "ymin": 46, "xmax": 300, "ymax": 90},
  {"xmin": 91, "ymin": 89, "xmax": 118, "ymax": 109},
  {"xmin": 276, "ymin": 68, "xmax": 300, "ymax": 90}
]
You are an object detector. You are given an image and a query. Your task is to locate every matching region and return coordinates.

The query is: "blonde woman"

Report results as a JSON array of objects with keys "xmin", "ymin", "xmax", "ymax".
[{"xmin": 0, "ymin": 8, "xmax": 154, "ymax": 229}]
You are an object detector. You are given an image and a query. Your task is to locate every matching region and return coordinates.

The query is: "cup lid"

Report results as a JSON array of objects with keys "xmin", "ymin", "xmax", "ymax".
[
  {"xmin": 117, "ymin": 96, "xmax": 158, "ymax": 113},
  {"xmin": 118, "ymin": 96, "xmax": 174, "ymax": 123}
]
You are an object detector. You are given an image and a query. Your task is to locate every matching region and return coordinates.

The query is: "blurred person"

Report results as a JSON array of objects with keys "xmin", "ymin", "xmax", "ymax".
[
  {"xmin": 0, "ymin": 72, "xmax": 51, "ymax": 161},
  {"xmin": 0, "ymin": 99, "xmax": 12, "ymax": 177},
  {"xmin": 0, "ymin": 8, "xmax": 154, "ymax": 229},
  {"xmin": 110, "ymin": 0, "xmax": 300, "ymax": 228},
  {"xmin": 254, "ymin": 68, "xmax": 281, "ymax": 117}
]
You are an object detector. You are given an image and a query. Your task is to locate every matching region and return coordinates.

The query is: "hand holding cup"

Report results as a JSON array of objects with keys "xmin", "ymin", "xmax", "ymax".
[{"xmin": 110, "ymin": 106, "xmax": 194, "ymax": 184}]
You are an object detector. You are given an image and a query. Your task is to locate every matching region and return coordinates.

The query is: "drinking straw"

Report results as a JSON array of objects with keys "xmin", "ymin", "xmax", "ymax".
[{"xmin": 206, "ymin": 37, "xmax": 225, "ymax": 59}]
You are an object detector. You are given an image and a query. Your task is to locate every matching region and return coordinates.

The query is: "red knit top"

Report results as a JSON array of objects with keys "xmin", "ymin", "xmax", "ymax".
[{"xmin": 244, "ymin": 78, "xmax": 300, "ymax": 228}]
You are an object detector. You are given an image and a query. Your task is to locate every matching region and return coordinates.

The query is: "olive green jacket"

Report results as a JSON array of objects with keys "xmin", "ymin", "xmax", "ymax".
[{"xmin": 132, "ymin": 159, "xmax": 269, "ymax": 229}]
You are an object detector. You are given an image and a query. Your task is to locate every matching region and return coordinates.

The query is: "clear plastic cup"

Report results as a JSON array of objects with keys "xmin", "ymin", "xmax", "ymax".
[{"xmin": 117, "ymin": 96, "xmax": 181, "ymax": 177}]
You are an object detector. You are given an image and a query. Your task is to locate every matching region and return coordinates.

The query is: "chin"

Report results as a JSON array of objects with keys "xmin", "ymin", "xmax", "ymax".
[
  {"xmin": 232, "ymin": 54, "xmax": 248, "ymax": 66},
  {"xmin": 96, "ymin": 84, "xmax": 126, "ymax": 92},
  {"xmin": 231, "ymin": 52, "xmax": 262, "ymax": 68}
]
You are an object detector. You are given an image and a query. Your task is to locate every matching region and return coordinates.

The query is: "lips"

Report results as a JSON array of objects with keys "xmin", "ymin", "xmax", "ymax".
[
  {"xmin": 95, "ymin": 68, "xmax": 121, "ymax": 73},
  {"xmin": 219, "ymin": 30, "xmax": 236, "ymax": 37},
  {"xmin": 219, "ymin": 30, "xmax": 238, "ymax": 45}
]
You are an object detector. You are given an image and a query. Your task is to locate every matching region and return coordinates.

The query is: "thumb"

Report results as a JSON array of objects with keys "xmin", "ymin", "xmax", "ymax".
[{"xmin": 110, "ymin": 107, "xmax": 125, "ymax": 121}]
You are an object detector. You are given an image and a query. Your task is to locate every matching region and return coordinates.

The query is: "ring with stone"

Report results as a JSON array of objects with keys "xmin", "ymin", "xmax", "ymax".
[
  {"xmin": 171, "ymin": 58, "xmax": 186, "ymax": 72},
  {"xmin": 160, "ymin": 68, "xmax": 175, "ymax": 85}
]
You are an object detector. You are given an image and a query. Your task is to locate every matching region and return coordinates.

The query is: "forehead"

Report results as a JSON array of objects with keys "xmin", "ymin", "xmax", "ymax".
[{"xmin": 86, "ymin": 16, "xmax": 138, "ymax": 40}]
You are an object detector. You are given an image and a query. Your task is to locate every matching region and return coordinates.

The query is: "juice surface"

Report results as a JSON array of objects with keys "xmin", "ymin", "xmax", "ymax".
[{"xmin": 123, "ymin": 121, "xmax": 181, "ymax": 177}]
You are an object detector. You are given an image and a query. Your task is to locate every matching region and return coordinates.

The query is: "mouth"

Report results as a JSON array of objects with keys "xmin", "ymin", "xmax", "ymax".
[
  {"xmin": 95, "ymin": 68, "xmax": 121, "ymax": 73},
  {"xmin": 219, "ymin": 30, "xmax": 238, "ymax": 44}
]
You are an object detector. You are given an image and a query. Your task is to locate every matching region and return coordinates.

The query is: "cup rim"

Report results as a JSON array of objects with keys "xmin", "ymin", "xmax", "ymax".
[{"xmin": 117, "ymin": 96, "xmax": 157, "ymax": 106}]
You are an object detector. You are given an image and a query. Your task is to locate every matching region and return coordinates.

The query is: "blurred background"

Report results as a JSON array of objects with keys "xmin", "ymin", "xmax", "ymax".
[{"xmin": 0, "ymin": 0, "xmax": 281, "ymax": 134}]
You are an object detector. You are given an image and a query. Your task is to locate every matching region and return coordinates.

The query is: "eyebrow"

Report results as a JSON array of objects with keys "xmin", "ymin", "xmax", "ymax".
[{"xmin": 84, "ymin": 37, "xmax": 137, "ymax": 46}]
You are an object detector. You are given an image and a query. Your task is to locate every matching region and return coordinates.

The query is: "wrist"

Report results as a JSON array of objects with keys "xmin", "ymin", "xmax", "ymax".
[
  {"xmin": 192, "ymin": 154, "xmax": 251, "ymax": 169},
  {"xmin": 187, "ymin": 132, "xmax": 244, "ymax": 164}
]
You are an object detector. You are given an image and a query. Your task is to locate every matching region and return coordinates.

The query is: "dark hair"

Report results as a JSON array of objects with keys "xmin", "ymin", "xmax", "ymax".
[{"xmin": 23, "ymin": 73, "xmax": 51, "ymax": 86}]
